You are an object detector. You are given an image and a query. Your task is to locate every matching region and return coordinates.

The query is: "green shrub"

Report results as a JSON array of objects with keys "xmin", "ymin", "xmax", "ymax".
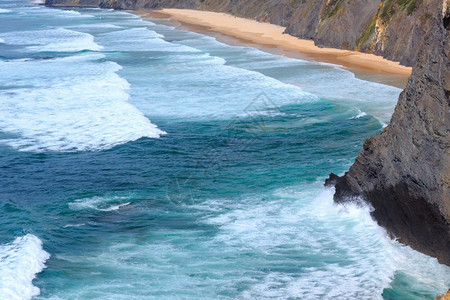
[
  {"xmin": 323, "ymin": 0, "xmax": 345, "ymax": 18},
  {"xmin": 356, "ymin": 15, "xmax": 377, "ymax": 49}
]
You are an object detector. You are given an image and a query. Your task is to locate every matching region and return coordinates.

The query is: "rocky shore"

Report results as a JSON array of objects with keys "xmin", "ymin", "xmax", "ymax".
[{"xmin": 327, "ymin": 1, "xmax": 449, "ymax": 266}]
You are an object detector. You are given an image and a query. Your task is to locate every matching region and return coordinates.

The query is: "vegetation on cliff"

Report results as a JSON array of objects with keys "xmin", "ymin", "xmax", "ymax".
[
  {"xmin": 328, "ymin": 1, "xmax": 450, "ymax": 265},
  {"xmin": 46, "ymin": 0, "xmax": 441, "ymax": 67}
]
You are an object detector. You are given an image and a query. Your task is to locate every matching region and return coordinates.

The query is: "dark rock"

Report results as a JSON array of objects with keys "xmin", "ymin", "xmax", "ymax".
[
  {"xmin": 324, "ymin": 173, "xmax": 338, "ymax": 187},
  {"xmin": 329, "ymin": 0, "xmax": 450, "ymax": 266}
]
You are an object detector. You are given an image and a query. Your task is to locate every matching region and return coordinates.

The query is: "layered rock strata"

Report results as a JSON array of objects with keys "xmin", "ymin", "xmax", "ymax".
[{"xmin": 327, "ymin": 1, "xmax": 449, "ymax": 265}]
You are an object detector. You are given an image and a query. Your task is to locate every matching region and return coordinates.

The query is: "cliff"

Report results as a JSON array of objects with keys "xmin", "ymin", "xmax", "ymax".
[
  {"xmin": 327, "ymin": 0, "xmax": 449, "ymax": 265},
  {"xmin": 45, "ymin": 0, "xmax": 439, "ymax": 67}
]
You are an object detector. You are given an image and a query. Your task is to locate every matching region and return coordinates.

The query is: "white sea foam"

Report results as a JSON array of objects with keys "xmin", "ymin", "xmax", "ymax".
[
  {"xmin": 104, "ymin": 10, "xmax": 141, "ymax": 18},
  {"xmin": 96, "ymin": 28, "xmax": 199, "ymax": 53},
  {"xmin": 67, "ymin": 23, "xmax": 123, "ymax": 29},
  {"xmin": 45, "ymin": 9, "xmax": 95, "ymax": 18},
  {"xmin": 130, "ymin": 55, "xmax": 318, "ymax": 120},
  {"xmin": 61, "ymin": 9, "xmax": 81, "ymax": 15},
  {"xmin": 0, "ymin": 28, "xmax": 102, "ymax": 52},
  {"xmin": 62, "ymin": 223, "xmax": 86, "ymax": 228},
  {"xmin": 69, "ymin": 195, "xmax": 131, "ymax": 211},
  {"xmin": 57, "ymin": 186, "xmax": 450, "ymax": 299},
  {"xmin": 350, "ymin": 109, "xmax": 367, "ymax": 119},
  {"xmin": 280, "ymin": 64, "xmax": 401, "ymax": 124},
  {"xmin": 0, "ymin": 234, "xmax": 50, "ymax": 300},
  {"xmin": 0, "ymin": 38, "xmax": 4, "ymax": 44},
  {"xmin": 174, "ymin": 30, "xmax": 400, "ymax": 124},
  {"xmin": 101, "ymin": 27, "xmax": 163, "ymax": 39},
  {"xmin": 232, "ymin": 49, "xmax": 309, "ymax": 70},
  {"xmin": 112, "ymin": 18, "xmax": 155, "ymax": 27},
  {"xmin": 169, "ymin": 53, "xmax": 227, "ymax": 66},
  {"xmin": 17, "ymin": 5, "xmax": 92, "ymax": 18},
  {"xmin": 203, "ymin": 187, "xmax": 450, "ymax": 299},
  {"xmin": 0, "ymin": 53, "xmax": 164, "ymax": 152},
  {"xmin": 60, "ymin": 10, "xmax": 94, "ymax": 18},
  {"xmin": 0, "ymin": 8, "xmax": 11, "ymax": 13}
]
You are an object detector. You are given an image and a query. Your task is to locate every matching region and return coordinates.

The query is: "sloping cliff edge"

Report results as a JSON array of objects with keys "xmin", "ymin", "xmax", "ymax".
[
  {"xmin": 328, "ymin": 1, "xmax": 449, "ymax": 266},
  {"xmin": 44, "ymin": 0, "xmax": 450, "ymax": 265},
  {"xmin": 45, "ymin": 0, "xmax": 439, "ymax": 67}
]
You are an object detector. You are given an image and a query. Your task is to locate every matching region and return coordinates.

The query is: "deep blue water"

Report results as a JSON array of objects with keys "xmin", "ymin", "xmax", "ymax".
[{"xmin": 0, "ymin": 1, "xmax": 449, "ymax": 299}]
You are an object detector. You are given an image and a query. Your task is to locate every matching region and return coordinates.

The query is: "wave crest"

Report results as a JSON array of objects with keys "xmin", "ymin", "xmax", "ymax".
[{"xmin": 0, "ymin": 234, "xmax": 50, "ymax": 300}]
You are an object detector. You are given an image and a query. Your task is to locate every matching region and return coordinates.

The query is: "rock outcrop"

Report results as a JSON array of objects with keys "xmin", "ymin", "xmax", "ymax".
[
  {"xmin": 45, "ymin": 0, "xmax": 440, "ymax": 67},
  {"xmin": 436, "ymin": 289, "xmax": 450, "ymax": 300},
  {"xmin": 327, "ymin": 1, "xmax": 450, "ymax": 266}
]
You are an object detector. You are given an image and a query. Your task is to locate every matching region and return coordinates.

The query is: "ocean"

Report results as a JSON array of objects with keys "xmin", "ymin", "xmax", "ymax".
[{"xmin": 0, "ymin": 1, "xmax": 449, "ymax": 299}]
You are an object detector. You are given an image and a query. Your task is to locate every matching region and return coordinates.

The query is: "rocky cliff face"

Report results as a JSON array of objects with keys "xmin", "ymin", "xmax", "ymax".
[
  {"xmin": 45, "ymin": 0, "xmax": 440, "ymax": 67},
  {"xmin": 327, "ymin": 1, "xmax": 449, "ymax": 265},
  {"xmin": 359, "ymin": 0, "xmax": 441, "ymax": 66}
]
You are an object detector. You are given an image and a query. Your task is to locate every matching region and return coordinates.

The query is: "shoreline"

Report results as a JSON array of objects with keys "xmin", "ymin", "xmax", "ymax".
[{"xmin": 139, "ymin": 9, "xmax": 412, "ymax": 89}]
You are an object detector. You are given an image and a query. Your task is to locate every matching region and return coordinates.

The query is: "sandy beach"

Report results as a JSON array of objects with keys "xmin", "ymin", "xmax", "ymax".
[{"xmin": 141, "ymin": 9, "xmax": 412, "ymax": 87}]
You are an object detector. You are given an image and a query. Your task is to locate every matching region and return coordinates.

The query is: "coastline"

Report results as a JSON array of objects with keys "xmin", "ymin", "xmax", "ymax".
[
  {"xmin": 4, "ymin": 1, "xmax": 449, "ymax": 297},
  {"xmin": 139, "ymin": 9, "xmax": 412, "ymax": 88}
]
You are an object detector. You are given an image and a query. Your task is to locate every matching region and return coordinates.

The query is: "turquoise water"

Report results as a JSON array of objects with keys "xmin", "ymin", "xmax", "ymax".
[{"xmin": 0, "ymin": 1, "xmax": 448, "ymax": 299}]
